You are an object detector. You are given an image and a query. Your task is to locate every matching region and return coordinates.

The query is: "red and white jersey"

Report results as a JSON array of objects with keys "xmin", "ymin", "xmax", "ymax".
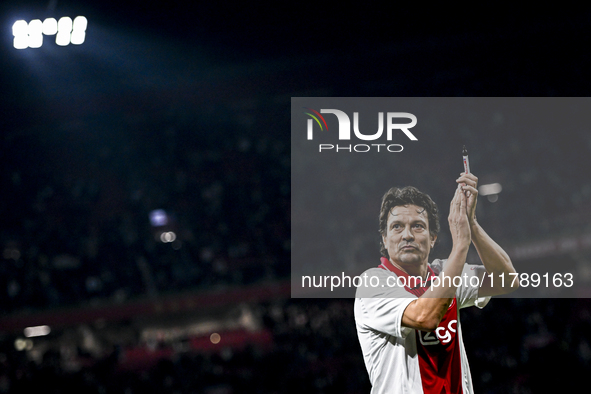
[{"xmin": 354, "ymin": 257, "xmax": 490, "ymax": 394}]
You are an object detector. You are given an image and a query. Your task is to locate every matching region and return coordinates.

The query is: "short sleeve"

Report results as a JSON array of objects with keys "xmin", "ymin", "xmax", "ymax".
[
  {"xmin": 455, "ymin": 264, "xmax": 491, "ymax": 309},
  {"xmin": 354, "ymin": 268, "xmax": 416, "ymax": 338}
]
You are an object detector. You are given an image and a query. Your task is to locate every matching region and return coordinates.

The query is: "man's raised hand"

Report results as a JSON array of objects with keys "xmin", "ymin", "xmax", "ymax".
[
  {"xmin": 457, "ymin": 172, "xmax": 478, "ymax": 225},
  {"xmin": 448, "ymin": 184, "xmax": 471, "ymax": 248}
]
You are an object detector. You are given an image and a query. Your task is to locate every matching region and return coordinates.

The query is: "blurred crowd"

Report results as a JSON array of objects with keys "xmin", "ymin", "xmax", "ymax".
[
  {"xmin": 1, "ymin": 297, "xmax": 590, "ymax": 393},
  {"xmin": 1, "ymin": 107, "xmax": 290, "ymax": 313}
]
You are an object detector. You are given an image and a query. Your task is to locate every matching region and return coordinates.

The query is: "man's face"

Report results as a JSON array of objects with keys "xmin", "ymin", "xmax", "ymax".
[{"xmin": 382, "ymin": 204, "xmax": 436, "ymax": 271}]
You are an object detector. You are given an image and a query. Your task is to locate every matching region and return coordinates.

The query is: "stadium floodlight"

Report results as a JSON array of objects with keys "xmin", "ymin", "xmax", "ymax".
[
  {"xmin": 42, "ymin": 18, "xmax": 58, "ymax": 35},
  {"xmin": 73, "ymin": 16, "xmax": 87, "ymax": 31},
  {"xmin": 28, "ymin": 19, "xmax": 43, "ymax": 48},
  {"xmin": 71, "ymin": 16, "xmax": 87, "ymax": 45},
  {"xmin": 56, "ymin": 16, "xmax": 72, "ymax": 46},
  {"xmin": 13, "ymin": 16, "xmax": 86, "ymax": 48},
  {"xmin": 12, "ymin": 19, "xmax": 28, "ymax": 36},
  {"xmin": 12, "ymin": 20, "xmax": 29, "ymax": 49}
]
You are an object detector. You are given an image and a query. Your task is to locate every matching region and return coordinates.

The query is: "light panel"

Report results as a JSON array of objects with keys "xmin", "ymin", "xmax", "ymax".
[
  {"xmin": 42, "ymin": 18, "xmax": 58, "ymax": 35},
  {"xmin": 12, "ymin": 16, "xmax": 87, "ymax": 49}
]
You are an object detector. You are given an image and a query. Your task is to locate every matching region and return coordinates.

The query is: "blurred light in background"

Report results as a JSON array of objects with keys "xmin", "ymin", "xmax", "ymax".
[
  {"xmin": 14, "ymin": 338, "xmax": 33, "ymax": 351},
  {"xmin": 2, "ymin": 247, "xmax": 21, "ymax": 260},
  {"xmin": 12, "ymin": 16, "xmax": 87, "ymax": 49},
  {"xmin": 160, "ymin": 231, "xmax": 177, "ymax": 243},
  {"xmin": 150, "ymin": 209, "xmax": 169, "ymax": 226},
  {"xmin": 479, "ymin": 182, "xmax": 502, "ymax": 202},
  {"xmin": 24, "ymin": 325, "xmax": 51, "ymax": 337},
  {"xmin": 210, "ymin": 333, "xmax": 221, "ymax": 344}
]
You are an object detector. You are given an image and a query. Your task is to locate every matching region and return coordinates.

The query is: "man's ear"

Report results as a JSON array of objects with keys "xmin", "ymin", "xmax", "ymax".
[{"xmin": 430, "ymin": 234, "xmax": 437, "ymax": 248}]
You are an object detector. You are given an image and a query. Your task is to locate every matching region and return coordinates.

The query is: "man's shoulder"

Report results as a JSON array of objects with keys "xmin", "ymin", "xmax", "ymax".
[
  {"xmin": 355, "ymin": 266, "xmax": 416, "ymax": 299},
  {"xmin": 355, "ymin": 267, "xmax": 393, "ymax": 296}
]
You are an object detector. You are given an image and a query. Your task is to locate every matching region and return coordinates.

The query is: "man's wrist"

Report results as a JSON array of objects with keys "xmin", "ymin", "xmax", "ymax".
[{"xmin": 450, "ymin": 243, "xmax": 470, "ymax": 257}]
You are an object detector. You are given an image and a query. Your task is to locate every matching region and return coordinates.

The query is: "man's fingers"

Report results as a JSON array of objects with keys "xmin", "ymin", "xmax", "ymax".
[
  {"xmin": 449, "ymin": 185, "xmax": 461, "ymax": 216},
  {"xmin": 457, "ymin": 178, "xmax": 477, "ymax": 189},
  {"xmin": 457, "ymin": 173, "xmax": 478, "ymax": 188},
  {"xmin": 450, "ymin": 187, "xmax": 460, "ymax": 205},
  {"xmin": 459, "ymin": 187, "xmax": 467, "ymax": 212},
  {"xmin": 461, "ymin": 185, "xmax": 478, "ymax": 195},
  {"xmin": 449, "ymin": 187, "xmax": 458, "ymax": 215},
  {"xmin": 458, "ymin": 172, "xmax": 478, "ymax": 182}
]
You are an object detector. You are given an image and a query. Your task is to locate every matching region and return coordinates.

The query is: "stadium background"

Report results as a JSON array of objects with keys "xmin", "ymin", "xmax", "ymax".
[{"xmin": 1, "ymin": 1, "xmax": 591, "ymax": 392}]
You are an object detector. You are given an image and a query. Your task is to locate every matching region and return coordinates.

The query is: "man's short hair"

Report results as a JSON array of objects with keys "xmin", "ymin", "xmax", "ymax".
[{"xmin": 379, "ymin": 186, "xmax": 440, "ymax": 258}]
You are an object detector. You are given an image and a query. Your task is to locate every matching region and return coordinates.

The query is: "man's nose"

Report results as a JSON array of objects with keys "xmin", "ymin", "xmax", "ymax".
[{"xmin": 401, "ymin": 226, "xmax": 414, "ymax": 241}]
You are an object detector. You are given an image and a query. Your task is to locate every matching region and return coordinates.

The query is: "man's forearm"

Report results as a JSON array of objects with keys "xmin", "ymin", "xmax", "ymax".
[
  {"xmin": 431, "ymin": 245, "xmax": 469, "ymax": 298},
  {"xmin": 402, "ymin": 183, "xmax": 472, "ymax": 331},
  {"xmin": 471, "ymin": 220, "xmax": 519, "ymax": 291},
  {"xmin": 402, "ymin": 245, "xmax": 469, "ymax": 331}
]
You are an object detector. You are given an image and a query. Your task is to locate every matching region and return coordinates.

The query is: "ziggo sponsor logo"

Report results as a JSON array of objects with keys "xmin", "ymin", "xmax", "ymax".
[
  {"xmin": 303, "ymin": 108, "xmax": 417, "ymax": 153},
  {"xmin": 419, "ymin": 320, "xmax": 457, "ymax": 345}
]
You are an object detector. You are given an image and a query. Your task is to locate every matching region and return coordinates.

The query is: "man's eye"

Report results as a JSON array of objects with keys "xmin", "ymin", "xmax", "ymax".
[
  {"xmin": 413, "ymin": 224, "xmax": 425, "ymax": 229},
  {"xmin": 392, "ymin": 224, "xmax": 401, "ymax": 229}
]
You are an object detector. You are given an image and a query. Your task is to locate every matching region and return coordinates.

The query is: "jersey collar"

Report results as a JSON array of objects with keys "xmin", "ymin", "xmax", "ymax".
[{"xmin": 378, "ymin": 257, "xmax": 437, "ymax": 296}]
